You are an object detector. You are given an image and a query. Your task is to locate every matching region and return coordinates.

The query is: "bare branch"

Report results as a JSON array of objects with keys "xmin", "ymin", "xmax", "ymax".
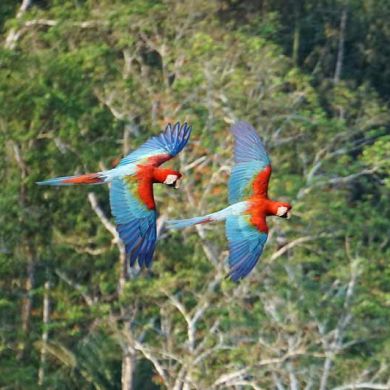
[
  {"xmin": 226, "ymin": 380, "xmax": 264, "ymax": 390},
  {"xmin": 319, "ymin": 355, "xmax": 333, "ymax": 390},
  {"xmin": 4, "ymin": 0, "xmax": 32, "ymax": 49},
  {"xmin": 87, "ymin": 192, "xmax": 130, "ymax": 291},
  {"xmin": 298, "ymin": 168, "xmax": 378, "ymax": 199},
  {"xmin": 213, "ymin": 368, "xmax": 250, "ymax": 387},
  {"xmin": 213, "ymin": 352, "xmax": 310, "ymax": 387},
  {"xmin": 38, "ymin": 280, "xmax": 50, "ymax": 386},
  {"xmin": 88, "ymin": 192, "xmax": 119, "ymax": 239},
  {"xmin": 182, "ymin": 155, "xmax": 209, "ymax": 172},
  {"xmin": 181, "ymin": 183, "xmax": 221, "ymax": 267},
  {"xmin": 5, "ymin": 17, "xmax": 107, "ymax": 49},
  {"xmin": 164, "ymin": 293, "xmax": 198, "ymax": 352},
  {"xmin": 10, "ymin": 141, "xmax": 28, "ymax": 178},
  {"xmin": 272, "ymin": 372, "xmax": 287, "ymax": 390},
  {"xmin": 94, "ymin": 90, "xmax": 128, "ymax": 122},
  {"xmin": 268, "ymin": 234, "xmax": 334, "ymax": 263},
  {"xmin": 331, "ymin": 384, "xmax": 390, "ymax": 390},
  {"xmin": 287, "ymin": 360, "xmax": 299, "ymax": 390},
  {"xmin": 319, "ymin": 249, "xmax": 361, "ymax": 390},
  {"xmin": 55, "ymin": 270, "xmax": 94, "ymax": 307},
  {"xmin": 133, "ymin": 340, "xmax": 169, "ymax": 385}
]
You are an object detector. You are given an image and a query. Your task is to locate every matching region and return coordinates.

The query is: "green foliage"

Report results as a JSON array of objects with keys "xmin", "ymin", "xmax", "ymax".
[{"xmin": 0, "ymin": 0, "xmax": 389, "ymax": 389}]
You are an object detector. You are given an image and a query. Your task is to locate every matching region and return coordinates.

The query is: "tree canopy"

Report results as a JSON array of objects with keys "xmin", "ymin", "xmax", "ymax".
[{"xmin": 0, "ymin": 1, "xmax": 389, "ymax": 389}]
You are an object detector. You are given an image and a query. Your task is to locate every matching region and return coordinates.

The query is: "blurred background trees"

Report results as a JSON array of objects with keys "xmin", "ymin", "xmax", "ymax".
[{"xmin": 0, "ymin": 0, "xmax": 389, "ymax": 389}]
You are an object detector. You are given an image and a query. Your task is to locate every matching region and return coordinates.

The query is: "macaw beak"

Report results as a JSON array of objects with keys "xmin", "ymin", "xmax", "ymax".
[
  {"xmin": 174, "ymin": 178, "xmax": 181, "ymax": 189},
  {"xmin": 281, "ymin": 211, "xmax": 290, "ymax": 219},
  {"xmin": 167, "ymin": 178, "xmax": 181, "ymax": 189}
]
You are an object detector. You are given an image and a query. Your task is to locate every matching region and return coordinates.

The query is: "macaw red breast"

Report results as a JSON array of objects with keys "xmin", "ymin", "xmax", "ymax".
[
  {"xmin": 131, "ymin": 165, "xmax": 155, "ymax": 210},
  {"xmin": 252, "ymin": 165, "xmax": 272, "ymax": 198}
]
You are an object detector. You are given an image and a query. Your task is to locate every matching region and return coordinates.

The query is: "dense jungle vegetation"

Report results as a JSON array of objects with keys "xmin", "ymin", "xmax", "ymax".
[{"xmin": 0, "ymin": 0, "xmax": 389, "ymax": 389}]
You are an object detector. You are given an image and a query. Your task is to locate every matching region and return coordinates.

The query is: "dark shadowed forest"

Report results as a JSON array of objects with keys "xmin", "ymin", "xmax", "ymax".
[{"xmin": 0, "ymin": 0, "xmax": 389, "ymax": 389}]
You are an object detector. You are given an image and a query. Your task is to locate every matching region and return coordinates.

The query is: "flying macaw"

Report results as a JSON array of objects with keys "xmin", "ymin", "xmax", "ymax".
[
  {"xmin": 38, "ymin": 122, "xmax": 192, "ymax": 268},
  {"xmin": 167, "ymin": 121, "xmax": 291, "ymax": 282}
]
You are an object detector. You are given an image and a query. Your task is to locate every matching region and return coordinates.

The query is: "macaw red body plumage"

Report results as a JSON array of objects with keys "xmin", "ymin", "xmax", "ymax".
[
  {"xmin": 168, "ymin": 121, "xmax": 291, "ymax": 281},
  {"xmin": 38, "ymin": 122, "xmax": 192, "ymax": 268}
]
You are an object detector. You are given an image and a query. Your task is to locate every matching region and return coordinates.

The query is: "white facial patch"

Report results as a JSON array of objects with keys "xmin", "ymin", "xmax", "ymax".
[
  {"xmin": 164, "ymin": 174, "xmax": 178, "ymax": 185},
  {"xmin": 276, "ymin": 206, "xmax": 288, "ymax": 217}
]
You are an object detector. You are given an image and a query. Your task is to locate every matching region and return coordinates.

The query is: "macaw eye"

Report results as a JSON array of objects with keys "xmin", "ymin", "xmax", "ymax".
[{"xmin": 164, "ymin": 174, "xmax": 178, "ymax": 185}]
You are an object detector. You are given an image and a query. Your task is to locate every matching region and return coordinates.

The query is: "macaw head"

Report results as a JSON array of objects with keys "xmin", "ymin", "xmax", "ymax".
[
  {"xmin": 268, "ymin": 201, "xmax": 292, "ymax": 219},
  {"xmin": 156, "ymin": 169, "xmax": 182, "ymax": 189}
]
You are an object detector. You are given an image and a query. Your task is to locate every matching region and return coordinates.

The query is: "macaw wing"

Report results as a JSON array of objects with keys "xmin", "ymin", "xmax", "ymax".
[
  {"xmin": 118, "ymin": 122, "xmax": 192, "ymax": 167},
  {"xmin": 228, "ymin": 121, "xmax": 272, "ymax": 204},
  {"xmin": 109, "ymin": 177, "xmax": 157, "ymax": 268},
  {"xmin": 225, "ymin": 215, "xmax": 268, "ymax": 281}
]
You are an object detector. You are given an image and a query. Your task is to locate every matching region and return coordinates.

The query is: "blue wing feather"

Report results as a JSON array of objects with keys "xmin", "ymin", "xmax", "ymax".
[
  {"xmin": 110, "ymin": 178, "xmax": 157, "ymax": 268},
  {"xmin": 231, "ymin": 121, "xmax": 270, "ymax": 164},
  {"xmin": 225, "ymin": 215, "xmax": 268, "ymax": 281},
  {"xmin": 118, "ymin": 122, "xmax": 192, "ymax": 167},
  {"xmin": 228, "ymin": 121, "xmax": 271, "ymax": 204},
  {"xmin": 228, "ymin": 161, "xmax": 268, "ymax": 204}
]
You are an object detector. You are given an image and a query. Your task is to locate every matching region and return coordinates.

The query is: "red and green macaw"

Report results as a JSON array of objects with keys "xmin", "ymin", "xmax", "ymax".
[
  {"xmin": 167, "ymin": 121, "xmax": 291, "ymax": 282},
  {"xmin": 38, "ymin": 122, "xmax": 192, "ymax": 268}
]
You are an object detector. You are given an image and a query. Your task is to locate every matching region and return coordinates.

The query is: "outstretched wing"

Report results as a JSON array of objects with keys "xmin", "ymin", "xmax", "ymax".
[
  {"xmin": 118, "ymin": 122, "xmax": 192, "ymax": 167},
  {"xmin": 225, "ymin": 215, "xmax": 268, "ymax": 281},
  {"xmin": 228, "ymin": 121, "xmax": 272, "ymax": 204},
  {"xmin": 110, "ymin": 177, "xmax": 157, "ymax": 268}
]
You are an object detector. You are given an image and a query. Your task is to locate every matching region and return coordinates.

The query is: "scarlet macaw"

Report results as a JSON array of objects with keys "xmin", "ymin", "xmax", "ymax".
[
  {"xmin": 38, "ymin": 122, "xmax": 192, "ymax": 268},
  {"xmin": 167, "ymin": 121, "xmax": 291, "ymax": 282}
]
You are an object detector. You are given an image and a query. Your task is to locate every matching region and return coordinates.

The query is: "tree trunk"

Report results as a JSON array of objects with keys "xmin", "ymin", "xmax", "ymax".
[
  {"xmin": 121, "ymin": 347, "xmax": 135, "ymax": 390},
  {"xmin": 292, "ymin": 2, "xmax": 301, "ymax": 65},
  {"xmin": 38, "ymin": 280, "xmax": 51, "ymax": 386},
  {"xmin": 334, "ymin": 5, "xmax": 348, "ymax": 84},
  {"xmin": 21, "ymin": 246, "xmax": 35, "ymax": 334},
  {"xmin": 18, "ymin": 241, "xmax": 35, "ymax": 360},
  {"xmin": 319, "ymin": 353, "xmax": 333, "ymax": 390},
  {"xmin": 11, "ymin": 141, "xmax": 35, "ymax": 360}
]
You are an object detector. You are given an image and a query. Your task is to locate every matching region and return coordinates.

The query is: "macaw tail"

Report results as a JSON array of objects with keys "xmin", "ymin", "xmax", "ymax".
[
  {"xmin": 37, "ymin": 172, "xmax": 106, "ymax": 186},
  {"xmin": 166, "ymin": 203, "xmax": 248, "ymax": 230},
  {"xmin": 166, "ymin": 215, "xmax": 214, "ymax": 230},
  {"xmin": 166, "ymin": 206, "xmax": 235, "ymax": 229}
]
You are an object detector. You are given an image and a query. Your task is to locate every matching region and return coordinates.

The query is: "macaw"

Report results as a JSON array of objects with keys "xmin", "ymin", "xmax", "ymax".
[
  {"xmin": 38, "ymin": 122, "xmax": 192, "ymax": 268},
  {"xmin": 167, "ymin": 121, "xmax": 291, "ymax": 282}
]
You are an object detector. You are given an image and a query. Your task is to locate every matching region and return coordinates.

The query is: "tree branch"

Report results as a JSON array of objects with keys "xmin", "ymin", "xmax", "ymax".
[
  {"xmin": 55, "ymin": 270, "xmax": 94, "ymax": 307},
  {"xmin": 331, "ymin": 384, "xmax": 390, "ymax": 390},
  {"xmin": 268, "ymin": 234, "xmax": 334, "ymax": 263},
  {"xmin": 5, "ymin": 17, "xmax": 107, "ymax": 49},
  {"xmin": 4, "ymin": 0, "xmax": 32, "ymax": 49},
  {"xmin": 298, "ymin": 168, "xmax": 378, "ymax": 199},
  {"xmin": 87, "ymin": 192, "xmax": 130, "ymax": 291},
  {"xmin": 87, "ymin": 192, "xmax": 118, "ymax": 239},
  {"xmin": 132, "ymin": 340, "xmax": 169, "ymax": 386}
]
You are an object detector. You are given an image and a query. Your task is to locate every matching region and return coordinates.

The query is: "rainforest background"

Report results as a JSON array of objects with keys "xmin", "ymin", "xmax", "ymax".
[{"xmin": 1, "ymin": 1, "xmax": 390, "ymax": 389}]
